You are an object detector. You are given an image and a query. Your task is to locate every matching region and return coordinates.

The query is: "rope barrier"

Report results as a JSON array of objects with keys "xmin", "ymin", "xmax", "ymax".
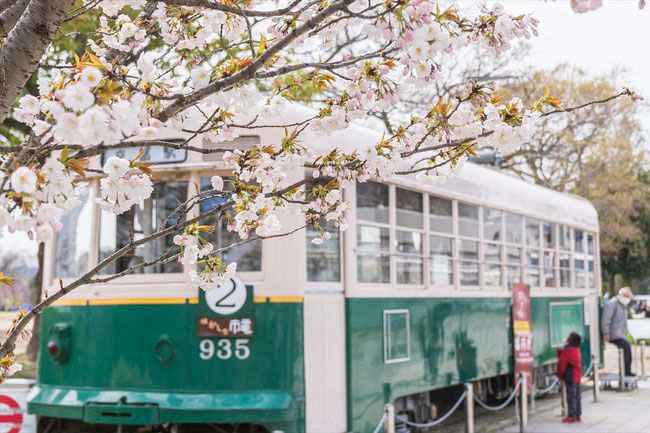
[
  {"xmin": 533, "ymin": 377, "xmax": 559, "ymax": 394},
  {"xmin": 371, "ymin": 411, "xmax": 387, "ymax": 433},
  {"xmin": 582, "ymin": 357, "xmax": 595, "ymax": 378},
  {"xmin": 395, "ymin": 390, "xmax": 468, "ymax": 428},
  {"xmin": 473, "ymin": 379, "xmax": 522, "ymax": 411},
  {"xmin": 533, "ymin": 357, "xmax": 595, "ymax": 394}
]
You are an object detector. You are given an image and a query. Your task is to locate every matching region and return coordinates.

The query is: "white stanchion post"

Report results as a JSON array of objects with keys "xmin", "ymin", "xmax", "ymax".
[
  {"xmin": 385, "ymin": 404, "xmax": 395, "ymax": 433},
  {"xmin": 520, "ymin": 372, "xmax": 528, "ymax": 433},
  {"xmin": 630, "ymin": 340, "xmax": 641, "ymax": 374},
  {"xmin": 465, "ymin": 383, "xmax": 474, "ymax": 433},
  {"xmin": 560, "ymin": 380, "xmax": 566, "ymax": 416},
  {"xmin": 592, "ymin": 355, "xmax": 599, "ymax": 402},
  {"xmin": 619, "ymin": 348, "xmax": 625, "ymax": 391},
  {"xmin": 641, "ymin": 341, "xmax": 647, "ymax": 379}
]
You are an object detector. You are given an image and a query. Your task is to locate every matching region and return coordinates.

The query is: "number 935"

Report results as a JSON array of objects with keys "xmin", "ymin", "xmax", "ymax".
[{"xmin": 200, "ymin": 338, "xmax": 250, "ymax": 360}]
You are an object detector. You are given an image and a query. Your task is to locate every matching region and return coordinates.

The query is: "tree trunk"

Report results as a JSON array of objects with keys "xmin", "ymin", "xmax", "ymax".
[
  {"xmin": 25, "ymin": 241, "xmax": 43, "ymax": 360},
  {"xmin": 608, "ymin": 272, "xmax": 616, "ymax": 297},
  {"xmin": 0, "ymin": 0, "xmax": 76, "ymax": 123}
]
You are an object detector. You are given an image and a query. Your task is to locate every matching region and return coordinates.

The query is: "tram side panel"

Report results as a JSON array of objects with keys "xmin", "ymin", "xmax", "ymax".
[
  {"xmin": 29, "ymin": 297, "xmax": 306, "ymax": 433},
  {"xmin": 345, "ymin": 295, "xmax": 591, "ymax": 433}
]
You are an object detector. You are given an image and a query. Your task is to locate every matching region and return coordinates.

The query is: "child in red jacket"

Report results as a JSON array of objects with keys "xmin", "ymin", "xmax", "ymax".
[{"xmin": 557, "ymin": 332, "xmax": 583, "ymax": 423}]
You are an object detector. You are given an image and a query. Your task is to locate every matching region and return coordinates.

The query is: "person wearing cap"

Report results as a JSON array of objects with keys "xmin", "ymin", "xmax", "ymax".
[{"xmin": 601, "ymin": 287, "xmax": 635, "ymax": 376}]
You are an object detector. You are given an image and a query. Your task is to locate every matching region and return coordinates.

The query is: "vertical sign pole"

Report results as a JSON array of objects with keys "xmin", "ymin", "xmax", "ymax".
[
  {"xmin": 592, "ymin": 355, "xmax": 600, "ymax": 402},
  {"xmin": 385, "ymin": 404, "xmax": 395, "ymax": 433},
  {"xmin": 619, "ymin": 348, "xmax": 625, "ymax": 391},
  {"xmin": 519, "ymin": 372, "xmax": 528, "ymax": 433},
  {"xmin": 465, "ymin": 382, "xmax": 474, "ymax": 433},
  {"xmin": 636, "ymin": 342, "xmax": 641, "ymax": 380},
  {"xmin": 560, "ymin": 380, "xmax": 566, "ymax": 416}
]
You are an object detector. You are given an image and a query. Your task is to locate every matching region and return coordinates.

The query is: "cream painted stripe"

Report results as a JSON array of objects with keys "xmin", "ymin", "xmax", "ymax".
[
  {"xmin": 53, "ymin": 299, "xmax": 88, "ymax": 306},
  {"xmin": 269, "ymin": 296, "xmax": 303, "ymax": 303}
]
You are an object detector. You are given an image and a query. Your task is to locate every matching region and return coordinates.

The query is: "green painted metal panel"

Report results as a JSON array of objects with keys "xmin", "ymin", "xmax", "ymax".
[
  {"xmin": 549, "ymin": 302, "xmax": 583, "ymax": 347},
  {"xmin": 346, "ymin": 296, "xmax": 592, "ymax": 433},
  {"xmin": 30, "ymin": 300, "xmax": 305, "ymax": 432}
]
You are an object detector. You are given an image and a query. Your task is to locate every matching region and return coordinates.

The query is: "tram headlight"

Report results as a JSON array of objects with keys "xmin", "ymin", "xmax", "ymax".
[
  {"xmin": 47, "ymin": 323, "xmax": 71, "ymax": 365},
  {"xmin": 47, "ymin": 340, "xmax": 59, "ymax": 356}
]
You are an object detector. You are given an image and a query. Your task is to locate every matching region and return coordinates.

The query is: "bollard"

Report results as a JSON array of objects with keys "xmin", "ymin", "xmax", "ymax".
[
  {"xmin": 384, "ymin": 404, "xmax": 395, "ymax": 433},
  {"xmin": 560, "ymin": 380, "xmax": 566, "ymax": 416},
  {"xmin": 619, "ymin": 348, "xmax": 625, "ymax": 391},
  {"xmin": 630, "ymin": 340, "xmax": 643, "ymax": 374},
  {"xmin": 641, "ymin": 341, "xmax": 646, "ymax": 379},
  {"xmin": 465, "ymin": 382, "xmax": 474, "ymax": 433},
  {"xmin": 519, "ymin": 372, "xmax": 528, "ymax": 433},
  {"xmin": 592, "ymin": 355, "xmax": 600, "ymax": 402}
]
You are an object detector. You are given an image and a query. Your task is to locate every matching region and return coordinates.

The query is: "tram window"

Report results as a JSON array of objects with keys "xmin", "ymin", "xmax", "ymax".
[
  {"xmin": 574, "ymin": 230, "xmax": 584, "ymax": 253},
  {"xmin": 458, "ymin": 240, "xmax": 479, "ymax": 286},
  {"xmin": 396, "ymin": 188, "xmax": 423, "ymax": 229},
  {"xmin": 429, "ymin": 195, "xmax": 453, "ymax": 234},
  {"xmin": 525, "ymin": 250, "xmax": 540, "ymax": 286},
  {"xmin": 306, "ymin": 222, "xmax": 340, "ymax": 282},
  {"xmin": 505, "ymin": 213, "xmax": 522, "ymax": 244},
  {"xmin": 588, "ymin": 260, "xmax": 595, "ymax": 288},
  {"xmin": 430, "ymin": 235, "xmax": 453, "ymax": 285},
  {"xmin": 483, "ymin": 243, "xmax": 502, "ymax": 287},
  {"xmin": 574, "ymin": 258, "xmax": 585, "ymax": 288},
  {"xmin": 525, "ymin": 218, "xmax": 540, "ymax": 247},
  {"xmin": 559, "ymin": 253, "xmax": 571, "ymax": 288},
  {"xmin": 357, "ymin": 225, "xmax": 390, "ymax": 283},
  {"xmin": 458, "ymin": 203, "xmax": 479, "ymax": 238},
  {"xmin": 395, "ymin": 231, "xmax": 423, "ymax": 285},
  {"xmin": 98, "ymin": 180, "xmax": 187, "ymax": 274},
  {"xmin": 544, "ymin": 252, "xmax": 556, "ymax": 288},
  {"xmin": 559, "ymin": 226, "xmax": 571, "ymax": 250},
  {"xmin": 506, "ymin": 247, "xmax": 522, "ymax": 286},
  {"xmin": 543, "ymin": 222, "xmax": 556, "ymax": 249},
  {"xmin": 55, "ymin": 188, "xmax": 92, "ymax": 278},
  {"xmin": 587, "ymin": 233, "xmax": 594, "ymax": 255},
  {"xmin": 484, "ymin": 209, "xmax": 502, "ymax": 242},
  {"xmin": 305, "ymin": 176, "xmax": 340, "ymax": 282},
  {"xmin": 199, "ymin": 177, "xmax": 261, "ymax": 272},
  {"xmin": 356, "ymin": 182, "xmax": 389, "ymax": 223}
]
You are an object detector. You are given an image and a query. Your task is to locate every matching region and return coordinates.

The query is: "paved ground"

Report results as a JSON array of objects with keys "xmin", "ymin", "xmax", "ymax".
[
  {"xmin": 499, "ymin": 381, "xmax": 650, "ymax": 433},
  {"xmin": 439, "ymin": 344, "xmax": 650, "ymax": 433}
]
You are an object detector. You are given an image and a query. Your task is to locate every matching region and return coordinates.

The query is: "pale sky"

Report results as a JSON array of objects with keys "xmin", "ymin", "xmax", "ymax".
[{"xmin": 1, "ymin": 0, "xmax": 649, "ymax": 257}]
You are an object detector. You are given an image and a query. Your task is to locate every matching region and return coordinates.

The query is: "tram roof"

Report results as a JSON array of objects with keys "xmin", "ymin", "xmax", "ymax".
[{"xmin": 277, "ymin": 104, "xmax": 600, "ymax": 232}]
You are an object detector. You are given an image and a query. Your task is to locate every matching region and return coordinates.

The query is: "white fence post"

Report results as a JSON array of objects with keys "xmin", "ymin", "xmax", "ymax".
[
  {"xmin": 641, "ymin": 341, "xmax": 647, "ymax": 379},
  {"xmin": 384, "ymin": 404, "xmax": 395, "ymax": 433},
  {"xmin": 465, "ymin": 382, "xmax": 474, "ymax": 433},
  {"xmin": 619, "ymin": 348, "xmax": 625, "ymax": 391},
  {"xmin": 519, "ymin": 372, "xmax": 528, "ymax": 433},
  {"xmin": 592, "ymin": 355, "xmax": 599, "ymax": 402}
]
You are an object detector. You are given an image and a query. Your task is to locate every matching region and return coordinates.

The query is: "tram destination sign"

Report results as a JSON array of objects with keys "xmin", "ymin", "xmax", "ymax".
[{"xmin": 197, "ymin": 276, "xmax": 255, "ymax": 338}]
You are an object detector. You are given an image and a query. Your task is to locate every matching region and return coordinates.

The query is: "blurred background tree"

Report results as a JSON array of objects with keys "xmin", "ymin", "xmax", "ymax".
[{"xmin": 499, "ymin": 64, "xmax": 649, "ymax": 296}]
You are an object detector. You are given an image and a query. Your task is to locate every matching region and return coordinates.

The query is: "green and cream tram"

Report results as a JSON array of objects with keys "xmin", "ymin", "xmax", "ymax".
[{"xmin": 28, "ymin": 105, "xmax": 601, "ymax": 433}]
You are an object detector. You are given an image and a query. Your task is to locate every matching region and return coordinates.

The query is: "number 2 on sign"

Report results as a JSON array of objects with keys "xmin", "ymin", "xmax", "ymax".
[{"xmin": 200, "ymin": 339, "xmax": 250, "ymax": 360}]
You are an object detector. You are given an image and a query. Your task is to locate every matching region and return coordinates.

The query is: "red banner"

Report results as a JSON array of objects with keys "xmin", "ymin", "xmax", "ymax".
[{"xmin": 512, "ymin": 283, "xmax": 533, "ymax": 394}]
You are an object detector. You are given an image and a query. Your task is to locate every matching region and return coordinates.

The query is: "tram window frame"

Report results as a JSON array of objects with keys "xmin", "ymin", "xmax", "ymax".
[
  {"xmin": 481, "ymin": 207, "xmax": 505, "ymax": 290},
  {"xmin": 394, "ymin": 187, "xmax": 425, "ymax": 288},
  {"xmin": 503, "ymin": 212, "xmax": 524, "ymax": 288},
  {"xmin": 54, "ymin": 184, "xmax": 96, "ymax": 280},
  {"xmin": 304, "ymin": 175, "xmax": 342, "ymax": 283},
  {"xmin": 428, "ymin": 194, "xmax": 455, "ymax": 290},
  {"xmin": 383, "ymin": 309, "xmax": 411, "ymax": 364},
  {"xmin": 97, "ymin": 174, "xmax": 189, "ymax": 277},
  {"xmin": 355, "ymin": 181, "xmax": 392, "ymax": 286},
  {"xmin": 197, "ymin": 174, "xmax": 263, "ymax": 274}
]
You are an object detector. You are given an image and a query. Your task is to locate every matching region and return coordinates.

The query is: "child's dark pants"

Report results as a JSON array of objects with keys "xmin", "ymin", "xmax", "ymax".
[{"xmin": 566, "ymin": 382, "xmax": 581, "ymax": 419}]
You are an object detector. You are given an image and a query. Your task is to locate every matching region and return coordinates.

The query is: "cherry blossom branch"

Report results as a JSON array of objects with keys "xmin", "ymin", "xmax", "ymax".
[{"xmin": 158, "ymin": 0, "xmax": 354, "ymax": 122}]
